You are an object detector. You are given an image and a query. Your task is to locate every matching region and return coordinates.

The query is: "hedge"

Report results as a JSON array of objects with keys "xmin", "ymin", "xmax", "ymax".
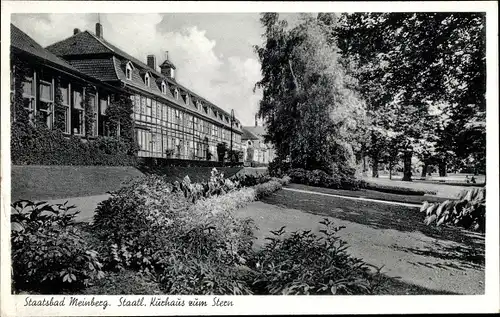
[{"xmin": 11, "ymin": 122, "xmax": 137, "ymax": 166}]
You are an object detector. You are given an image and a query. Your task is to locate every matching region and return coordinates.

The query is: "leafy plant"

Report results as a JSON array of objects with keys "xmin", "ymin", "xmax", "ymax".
[
  {"xmin": 421, "ymin": 188, "xmax": 485, "ymax": 232},
  {"xmin": 247, "ymin": 219, "xmax": 382, "ymax": 295},
  {"xmin": 288, "ymin": 168, "xmax": 363, "ymax": 190},
  {"xmin": 11, "ymin": 200, "xmax": 105, "ymax": 293}
]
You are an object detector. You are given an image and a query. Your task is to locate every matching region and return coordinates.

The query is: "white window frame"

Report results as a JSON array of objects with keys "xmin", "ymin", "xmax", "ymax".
[
  {"xmin": 125, "ymin": 62, "xmax": 133, "ymax": 80},
  {"xmin": 161, "ymin": 81, "xmax": 167, "ymax": 94},
  {"xmin": 174, "ymin": 88, "xmax": 179, "ymax": 100},
  {"xmin": 144, "ymin": 72, "xmax": 150, "ymax": 87}
]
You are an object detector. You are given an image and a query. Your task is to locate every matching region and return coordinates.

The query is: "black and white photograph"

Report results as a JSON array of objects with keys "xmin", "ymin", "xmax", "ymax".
[{"xmin": 1, "ymin": 1, "xmax": 498, "ymax": 315}]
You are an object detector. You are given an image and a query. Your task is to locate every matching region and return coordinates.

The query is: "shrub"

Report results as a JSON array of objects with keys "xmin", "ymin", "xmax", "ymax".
[
  {"xmin": 268, "ymin": 158, "xmax": 289, "ymax": 177},
  {"xmin": 92, "ymin": 173, "xmax": 264, "ymax": 295},
  {"xmin": 11, "ymin": 122, "xmax": 136, "ymax": 166},
  {"xmin": 11, "ymin": 200, "xmax": 105, "ymax": 294},
  {"xmin": 364, "ymin": 183, "xmax": 436, "ymax": 196},
  {"xmin": 421, "ymin": 188, "xmax": 485, "ymax": 232},
  {"xmin": 288, "ymin": 168, "xmax": 362, "ymax": 190},
  {"xmin": 231, "ymin": 173, "xmax": 272, "ymax": 187},
  {"xmin": 247, "ymin": 219, "xmax": 382, "ymax": 295},
  {"xmin": 82, "ymin": 270, "xmax": 163, "ymax": 295},
  {"xmin": 254, "ymin": 180, "xmax": 283, "ymax": 199}
]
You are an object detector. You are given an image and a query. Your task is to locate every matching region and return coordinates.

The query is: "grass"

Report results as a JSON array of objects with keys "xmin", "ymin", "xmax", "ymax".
[
  {"xmin": 261, "ymin": 189, "xmax": 484, "ymax": 259},
  {"xmin": 287, "ymin": 183, "xmax": 448, "ymax": 205},
  {"xmin": 11, "ymin": 165, "xmax": 144, "ymax": 201}
]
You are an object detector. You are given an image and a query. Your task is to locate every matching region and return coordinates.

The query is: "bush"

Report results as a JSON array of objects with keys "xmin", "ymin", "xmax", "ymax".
[
  {"xmin": 82, "ymin": 270, "xmax": 163, "ymax": 295},
  {"xmin": 268, "ymin": 158, "xmax": 289, "ymax": 177},
  {"xmin": 288, "ymin": 168, "xmax": 363, "ymax": 190},
  {"xmin": 246, "ymin": 219, "xmax": 382, "ymax": 295},
  {"xmin": 11, "ymin": 122, "xmax": 136, "ymax": 166},
  {"xmin": 254, "ymin": 180, "xmax": 283, "ymax": 199},
  {"xmin": 231, "ymin": 173, "xmax": 272, "ymax": 187},
  {"xmin": 11, "ymin": 200, "xmax": 105, "ymax": 294},
  {"xmin": 92, "ymin": 172, "xmax": 263, "ymax": 294},
  {"xmin": 421, "ymin": 188, "xmax": 485, "ymax": 232},
  {"xmin": 364, "ymin": 183, "xmax": 436, "ymax": 196}
]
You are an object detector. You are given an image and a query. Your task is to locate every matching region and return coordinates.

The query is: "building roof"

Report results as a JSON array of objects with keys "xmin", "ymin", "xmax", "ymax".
[
  {"xmin": 241, "ymin": 127, "xmax": 260, "ymax": 141},
  {"xmin": 243, "ymin": 125, "xmax": 267, "ymax": 139},
  {"xmin": 46, "ymin": 28, "xmax": 241, "ymax": 131},
  {"xmin": 11, "ymin": 24, "xmax": 80, "ymax": 74},
  {"xmin": 159, "ymin": 59, "xmax": 176, "ymax": 70}
]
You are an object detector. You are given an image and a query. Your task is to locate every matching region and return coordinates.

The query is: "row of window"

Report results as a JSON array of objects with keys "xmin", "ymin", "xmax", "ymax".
[
  {"xmin": 20, "ymin": 69, "xmax": 111, "ymax": 137},
  {"xmin": 131, "ymin": 94, "xmax": 242, "ymax": 144},
  {"xmin": 124, "ymin": 61, "xmax": 241, "ymax": 129},
  {"xmin": 137, "ymin": 129, "xmax": 219, "ymax": 160}
]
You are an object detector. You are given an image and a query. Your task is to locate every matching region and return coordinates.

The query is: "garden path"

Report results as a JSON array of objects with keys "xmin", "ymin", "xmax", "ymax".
[{"xmin": 236, "ymin": 195, "xmax": 484, "ymax": 295}]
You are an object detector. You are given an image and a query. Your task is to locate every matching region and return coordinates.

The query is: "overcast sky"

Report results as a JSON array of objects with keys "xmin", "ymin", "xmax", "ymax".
[{"xmin": 12, "ymin": 13, "xmax": 295, "ymax": 126}]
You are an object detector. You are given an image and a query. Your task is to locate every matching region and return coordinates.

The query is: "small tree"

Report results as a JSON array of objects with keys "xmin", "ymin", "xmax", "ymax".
[{"xmin": 216, "ymin": 142, "xmax": 227, "ymax": 163}]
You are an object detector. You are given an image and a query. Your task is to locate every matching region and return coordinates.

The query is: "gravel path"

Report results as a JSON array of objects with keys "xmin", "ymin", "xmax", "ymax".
[{"xmin": 234, "ymin": 199, "xmax": 484, "ymax": 295}]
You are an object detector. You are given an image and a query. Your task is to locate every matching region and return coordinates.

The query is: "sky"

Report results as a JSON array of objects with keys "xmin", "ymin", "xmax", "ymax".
[{"xmin": 11, "ymin": 13, "xmax": 286, "ymax": 126}]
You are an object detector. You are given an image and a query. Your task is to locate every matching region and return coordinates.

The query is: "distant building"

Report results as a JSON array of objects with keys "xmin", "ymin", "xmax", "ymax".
[
  {"xmin": 11, "ymin": 22, "xmax": 243, "ymax": 162},
  {"xmin": 241, "ymin": 115, "xmax": 276, "ymax": 165}
]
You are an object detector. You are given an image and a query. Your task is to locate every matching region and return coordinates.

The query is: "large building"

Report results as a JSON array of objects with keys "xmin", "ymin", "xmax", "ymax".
[{"xmin": 11, "ymin": 22, "xmax": 243, "ymax": 162}]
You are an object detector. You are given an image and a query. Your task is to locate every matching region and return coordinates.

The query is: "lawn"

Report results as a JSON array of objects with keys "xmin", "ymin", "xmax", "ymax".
[
  {"xmin": 11, "ymin": 165, "xmax": 144, "ymax": 201},
  {"xmin": 287, "ymin": 183, "xmax": 448, "ymax": 205},
  {"xmin": 261, "ymin": 189, "xmax": 484, "ymax": 260}
]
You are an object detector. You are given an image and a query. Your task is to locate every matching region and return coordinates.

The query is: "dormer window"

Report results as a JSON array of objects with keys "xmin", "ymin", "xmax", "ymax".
[
  {"xmin": 161, "ymin": 81, "xmax": 167, "ymax": 94},
  {"xmin": 185, "ymin": 94, "xmax": 190, "ymax": 105},
  {"xmin": 174, "ymin": 88, "xmax": 179, "ymax": 100},
  {"xmin": 144, "ymin": 72, "xmax": 150, "ymax": 87},
  {"xmin": 125, "ymin": 62, "xmax": 133, "ymax": 80},
  {"xmin": 203, "ymin": 105, "xmax": 208, "ymax": 114}
]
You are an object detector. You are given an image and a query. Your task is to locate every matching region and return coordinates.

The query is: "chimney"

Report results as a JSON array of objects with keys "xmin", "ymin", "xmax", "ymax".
[
  {"xmin": 147, "ymin": 55, "xmax": 157, "ymax": 71},
  {"xmin": 73, "ymin": 28, "xmax": 80, "ymax": 35},
  {"xmin": 96, "ymin": 22, "xmax": 103, "ymax": 39}
]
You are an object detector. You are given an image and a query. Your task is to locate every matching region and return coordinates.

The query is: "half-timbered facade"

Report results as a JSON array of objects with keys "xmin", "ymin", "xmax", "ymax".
[{"xmin": 45, "ymin": 23, "xmax": 243, "ymax": 161}]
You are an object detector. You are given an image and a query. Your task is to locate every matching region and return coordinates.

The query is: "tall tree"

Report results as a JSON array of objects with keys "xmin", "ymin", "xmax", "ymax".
[{"xmin": 255, "ymin": 13, "xmax": 366, "ymax": 173}]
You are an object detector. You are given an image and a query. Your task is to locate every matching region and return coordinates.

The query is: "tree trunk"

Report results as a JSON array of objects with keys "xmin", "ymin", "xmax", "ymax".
[
  {"xmin": 362, "ymin": 155, "xmax": 367, "ymax": 173},
  {"xmin": 421, "ymin": 163, "xmax": 428, "ymax": 178},
  {"xmin": 371, "ymin": 155, "xmax": 379, "ymax": 178},
  {"xmin": 438, "ymin": 161, "xmax": 447, "ymax": 177},
  {"xmin": 389, "ymin": 161, "xmax": 393, "ymax": 180},
  {"xmin": 402, "ymin": 151, "xmax": 412, "ymax": 181}
]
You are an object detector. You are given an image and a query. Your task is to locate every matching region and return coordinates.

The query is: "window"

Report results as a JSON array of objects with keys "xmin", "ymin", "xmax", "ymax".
[
  {"xmin": 87, "ymin": 94, "xmax": 98, "ymax": 136},
  {"xmin": 72, "ymin": 89, "xmax": 84, "ymax": 135},
  {"xmin": 162, "ymin": 105, "xmax": 167, "ymax": 124},
  {"xmin": 174, "ymin": 88, "xmax": 179, "ymax": 100},
  {"xmin": 161, "ymin": 81, "xmax": 167, "ymax": 94},
  {"xmin": 185, "ymin": 94, "xmax": 190, "ymax": 105},
  {"xmin": 20, "ymin": 72, "xmax": 34, "ymax": 120},
  {"xmin": 203, "ymin": 105, "xmax": 208, "ymax": 114},
  {"xmin": 144, "ymin": 73, "xmax": 150, "ymax": 87},
  {"xmin": 38, "ymin": 80, "xmax": 53, "ymax": 129},
  {"xmin": 99, "ymin": 96, "xmax": 109, "ymax": 136},
  {"xmin": 126, "ymin": 62, "xmax": 133, "ymax": 80},
  {"xmin": 60, "ymin": 83, "xmax": 70, "ymax": 133},
  {"xmin": 146, "ymin": 98, "xmax": 152, "ymax": 119},
  {"xmin": 152, "ymin": 99, "xmax": 157, "ymax": 118}
]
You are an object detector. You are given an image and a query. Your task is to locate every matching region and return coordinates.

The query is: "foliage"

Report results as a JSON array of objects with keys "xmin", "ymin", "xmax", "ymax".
[
  {"xmin": 288, "ymin": 168, "xmax": 363, "ymax": 190},
  {"xmin": 82, "ymin": 270, "xmax": 162, "ymax": 295},
  {"xmin": 105, "ymin": 93, "xmax": 137, "ymax": 155},
  {"xmin": 336, "ymin": 13, "xmax": 486, "ymax": 180},
  {"xmin": 53, "ymin": 76, "xmax": 66, "ymax": 132},
  {"xmin": 83, "ymin": 85, "xmax": 96, "ymax": 138},
  {"xmin": 421, "ymin": 188, "xmax": 485, "ymax": 232},
  {"xmin": 10, "ymin": 54, "xmax": 30, "ymax": 125},
  {"xmin": 364, "ymin": 183, "xmax": 435, "ymax": 196},
  {"xmin": 247, "ymin": 219, "xmax": 382, "ymax": 295},
  {"xmin": 11, "ymin": 200, "xmax": 105, "ymax": 293},
  {"xmin": 92, "ymin": 173, "xmax": 262, "ymax": 294},
  {"xmin": 216, "ymin": 142, "xmax": 228, "ymax": 163},
  {"xmin": 268, "ymin": 158, "xmax": 289, "ymax": 177},
  {"xmin": 255, "ymin": 13, "xmax": 366, "ymax": 172},
  {"xmin": 11, "ymin": 122, "xmax": 137, "ymax": 166},
  {"xmin": 232, "ymin": 173, "xmax": 272, "ymax": 187},
  {"xmin": 254, "ymin": 180, "xmax": 284, "ymax": 199}
]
